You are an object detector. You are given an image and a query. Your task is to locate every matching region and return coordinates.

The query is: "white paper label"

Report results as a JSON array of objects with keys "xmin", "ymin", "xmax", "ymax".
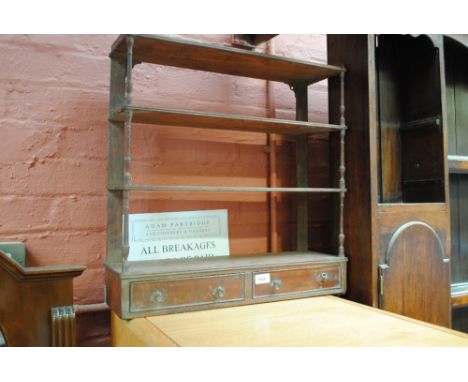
[
  {"xmin": 255, "ymin": 273, "xmax": 271, "ymax": 285},
  {"xmin": 128, "ymin": 209, "xmax": 230, "ymax": 261}
]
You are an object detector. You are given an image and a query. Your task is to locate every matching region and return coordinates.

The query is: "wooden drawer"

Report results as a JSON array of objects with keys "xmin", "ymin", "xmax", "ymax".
[
  {"xmin": 253, "ymin": 266, "xmax": 341, "ymax": 298},
  {"xmin": 129, "ymin": 273, "xmax": 246, "ymax": 313}
]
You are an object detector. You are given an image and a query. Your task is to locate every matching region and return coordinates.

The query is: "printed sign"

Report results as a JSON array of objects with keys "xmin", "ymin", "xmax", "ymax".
[{"xmin": 128, "ymin": 209, "xmax": 229, "ymax": 261}]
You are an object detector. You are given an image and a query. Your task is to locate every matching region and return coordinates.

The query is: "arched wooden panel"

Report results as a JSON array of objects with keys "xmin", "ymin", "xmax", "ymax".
[{"xmin": 379, "ymin": 221, "xmax": 450, "ymax": 327}]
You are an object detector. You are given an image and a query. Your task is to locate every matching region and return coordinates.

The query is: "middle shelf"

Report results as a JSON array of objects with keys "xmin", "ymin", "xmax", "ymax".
[
  {"xmin": 108, "ymin": 184, "xmax": 346, "ymax": 193},
  {"xmin": 110, "ymin": 105, "xmax": 346, "ymax": 135}
]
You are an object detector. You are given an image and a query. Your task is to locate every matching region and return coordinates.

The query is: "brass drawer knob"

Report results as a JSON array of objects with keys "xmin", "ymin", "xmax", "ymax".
[
  {"xmin": 212, "ymin": 286, "xmax": 226, "ymax": 299},
  {"xmin": 271, "ymin": 278, "xmax": 282, "ymax": 291},
  {"xmin": 150, "ymin": 290, "xmax": 166, "ymax": 304},
  {"xmin": 317, "ymin": 272, "xmax": 329, "ymax": 287},
  {"xmin": 318, "ymin": 272, "xmax": 329, "ymax": 281}
]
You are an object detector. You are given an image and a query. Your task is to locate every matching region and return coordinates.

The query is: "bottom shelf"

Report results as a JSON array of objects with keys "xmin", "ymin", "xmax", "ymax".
[{"xmin": 106, "ymin": 252, "xmax": 347, "ymax": 319}]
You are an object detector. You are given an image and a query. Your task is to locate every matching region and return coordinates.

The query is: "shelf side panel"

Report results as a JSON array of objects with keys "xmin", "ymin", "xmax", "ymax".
[{"xmin": 107, "ymin": 58, "xmax": 126, "ymax": 265}]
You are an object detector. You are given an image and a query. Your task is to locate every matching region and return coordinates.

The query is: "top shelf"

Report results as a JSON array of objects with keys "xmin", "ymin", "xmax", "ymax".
[{"xmin": 110, "ymin": 34, "xmax": 344, "ymax": 85}]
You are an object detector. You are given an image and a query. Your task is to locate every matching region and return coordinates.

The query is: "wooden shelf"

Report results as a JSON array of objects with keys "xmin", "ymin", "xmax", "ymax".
[
  {"xmin": 106, "ymin": 251, "xmax": 346, "ymax": 277},
  {"xmin": 111, "ymin": 106, "xmax": 345, "ymax": 135},
  {"xmin": 452, "ymin": 282, "xmax": 468, "ymax": 308},
  {"xmin": 401, "ymin": 116, "xmax": 441, "ymax": 130},
  {"xmin": 110, "ymin": 34, "xmax": 344, "ymax": 85},
  {"xmin": 448, "ymin": 155, "xmax": 468, "ymax": 174},
  {"xmin": 108, "ymin": 184, "xmax": 346, "ymax": 193}
]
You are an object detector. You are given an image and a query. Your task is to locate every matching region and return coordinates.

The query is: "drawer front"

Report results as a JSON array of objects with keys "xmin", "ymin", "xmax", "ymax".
[
  {"xmin": 253, "ymin": 266, "xmax": 341, "ymax": 298},
  {"xmin": 130, "ymin": 273, "xmax": 246, "ymax": 313}
]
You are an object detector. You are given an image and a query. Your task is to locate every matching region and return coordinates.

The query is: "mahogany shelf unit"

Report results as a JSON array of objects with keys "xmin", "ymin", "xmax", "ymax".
[{"xmin": 105, "ymin": 34, "xmax": 347, "ymax": 319}]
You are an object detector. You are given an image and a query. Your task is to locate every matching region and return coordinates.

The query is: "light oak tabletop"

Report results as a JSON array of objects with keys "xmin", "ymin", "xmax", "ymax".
[{"xmin": 112, "ymin": 296, "xmax": 468, "ymax": 346}]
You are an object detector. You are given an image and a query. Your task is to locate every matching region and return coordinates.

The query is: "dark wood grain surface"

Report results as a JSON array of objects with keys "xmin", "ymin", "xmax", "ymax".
[
  {"xmin": 445, "ymin": 36, "xmax": 468, "ymax": 333},
  {"xmin": 446, "ymin": 37, "xmax": 468, "ymax": 287},
  {"xmin": 380, "ymin": 222, "xmax": 450, "ymax": 327},
  {"xmin": 329, "ymin": 34, "xmax": 451, "ymax": 327},
  {"xmin": 328, "ymin": 35, "xmax": 377, "ymax": 306}
]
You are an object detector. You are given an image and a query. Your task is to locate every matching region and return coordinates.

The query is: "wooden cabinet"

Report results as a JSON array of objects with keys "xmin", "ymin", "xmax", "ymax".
[
  {"xmin": 445, "ymin": 35, "xmax": 468, "ymax": 331},
  {"xmin": 328, "ymin": 34, "xmax": 451, "ymax": 327},
  {"xmin": 105, "ymin": 35, "xmax": 348, "ymax": 319}
]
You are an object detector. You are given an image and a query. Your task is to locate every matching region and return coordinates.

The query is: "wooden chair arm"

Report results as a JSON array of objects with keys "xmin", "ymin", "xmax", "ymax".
[{"xmin": 0, "ymin": 250, "xmax": 85, "ymax": 346}]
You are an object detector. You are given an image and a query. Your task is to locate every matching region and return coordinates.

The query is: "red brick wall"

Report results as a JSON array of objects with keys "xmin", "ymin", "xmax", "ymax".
[{"xmin": 0, "ymin": 34, "xmax": 329, "ymax": 345}]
